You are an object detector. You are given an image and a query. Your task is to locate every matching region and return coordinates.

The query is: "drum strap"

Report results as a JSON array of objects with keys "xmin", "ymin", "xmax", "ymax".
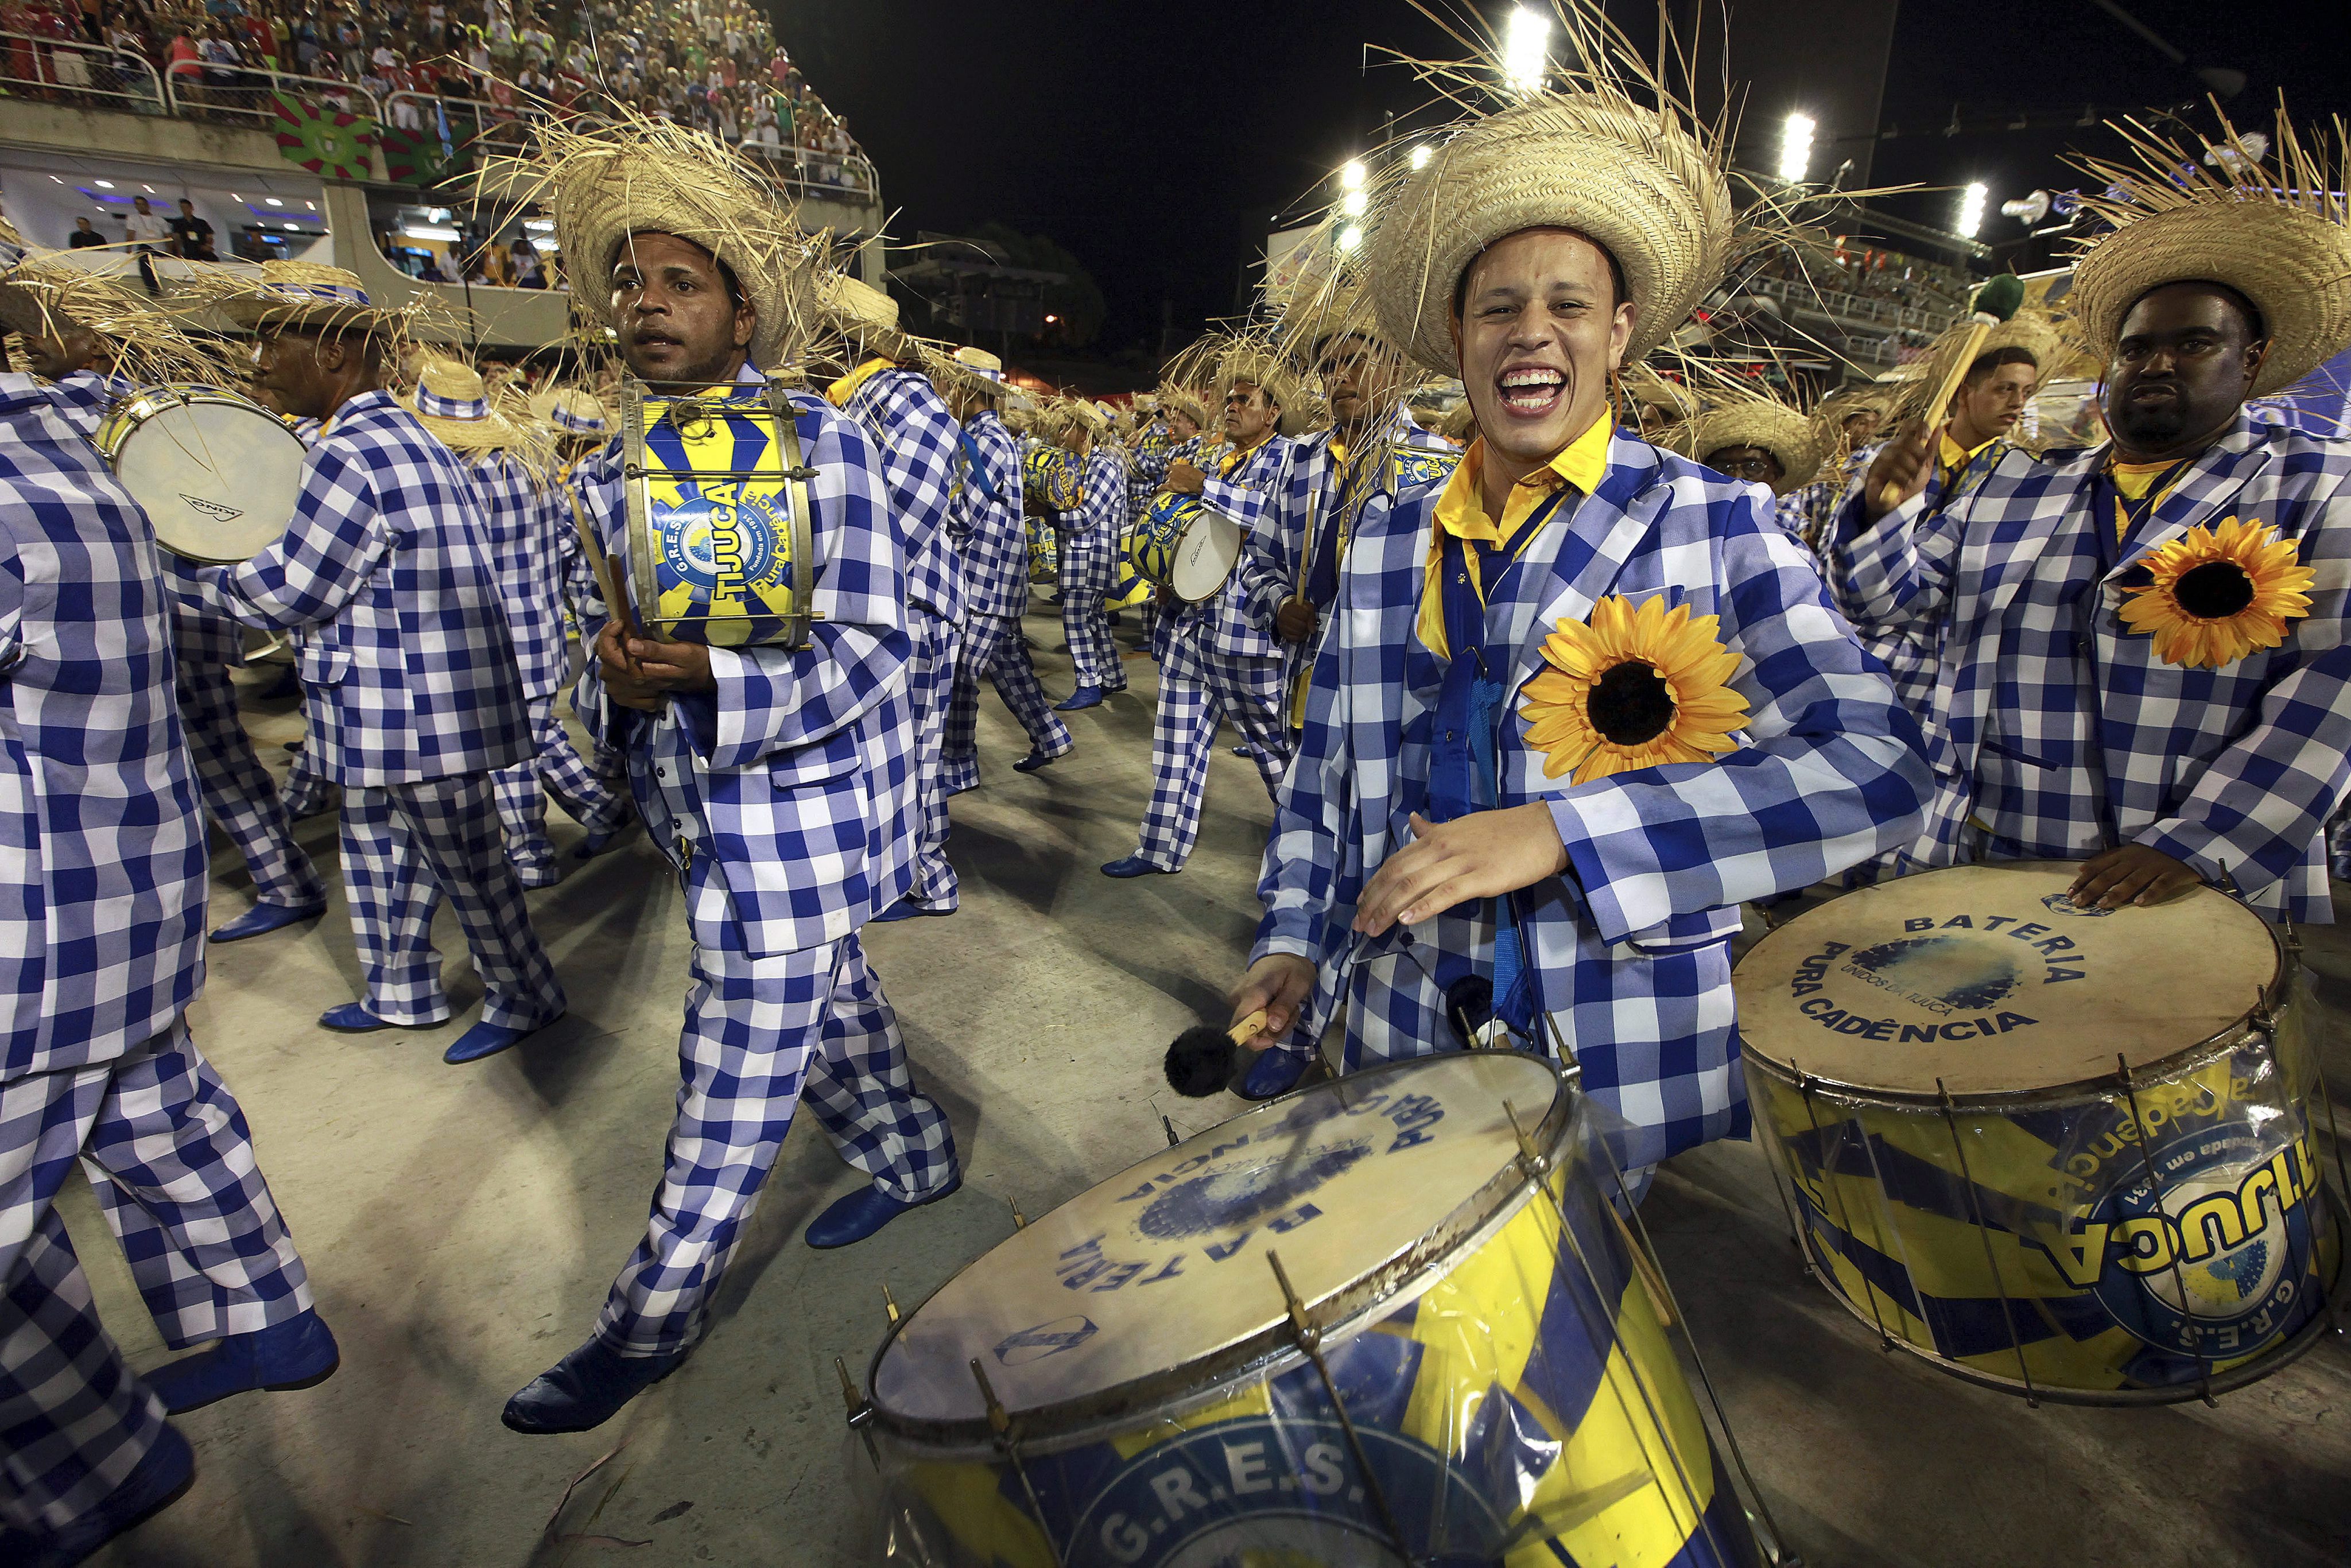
[{"xmin": 955, "ymin": 428, "xmax": 1004, "ymax": 506}]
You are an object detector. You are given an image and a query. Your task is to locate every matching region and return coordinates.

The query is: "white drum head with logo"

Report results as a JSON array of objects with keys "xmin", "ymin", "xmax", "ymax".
[
  {"xmin": 102, "ymin": 390, "xmax": 305, "ymax": 563},
  {"xmin": 1170, "ymin": 506, "xmax": 1242, "ymax": 601},
  {"xmin": 1735, "ymin": 860, "xmax": 2278, "ymax": 1097},
  {"xmin": 870, "ymin": 1052, "xmax": 1562, "ymax": 1423}
]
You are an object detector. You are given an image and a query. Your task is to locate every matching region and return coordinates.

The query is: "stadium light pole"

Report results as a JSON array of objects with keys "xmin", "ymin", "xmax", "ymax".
[
  {"xmin": 1503, "ymin": 6, "xmax": 1550, "ymax": 97},
  {"xmin": 1778, "ymin": 112, "xmax": 1815, "ymax": 184},
  {"xmin": 1955, "ymin": 181, "xmax": 1989, "ymax": 238}
]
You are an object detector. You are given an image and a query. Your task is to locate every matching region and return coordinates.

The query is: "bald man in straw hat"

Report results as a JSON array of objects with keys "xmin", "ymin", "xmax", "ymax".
[
  {"xmin": 404, "ymin": 358, "xmax": 630, "ymax": 888},
  {"xmin": 0, "ymin": 291, "xmax": 337, "ymax": 1567},
  {"xmin": 936, "ymin": 344, "xmax": 1077, "ymax": 786},
  {"xmin": 184, "ymin": 263, "xmax": 568, "ymax": 1066},
  {"xmin": 1052, "ymin": 394, "xmax": 1130, "ymax": 711},
  {"xmin": 499, "ymin": 119, "xmax": 959, "ymax": 1433},
  {"xmin": 1225, "ymin": 23, "xmax": 1928, "ymax": 1183},
  {"xmin": 4, "ymin": 257, "xmax": 333, "ymax": 945},
  {"xmin": 820, "ymin": 273, "xmax": 969, "ymax": 918},
  {"xmin": 1102, "ymin": 342, "xmax": 1302, "ymax": 880},
  {"xmin": 1836, "ymin": 106, "xmax": 2351, "ymax": 922}
]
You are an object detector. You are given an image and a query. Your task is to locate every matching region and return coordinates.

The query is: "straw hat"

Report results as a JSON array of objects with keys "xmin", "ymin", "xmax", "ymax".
[
  {"xmin": 528, "ymin": 383, "xmax": 615, "ymax": 437},
  {"xmin": 216, "ymin": 261, "xmax": 409, "ymax": 336},
  {"xmin": 928, "ymin": 343, "xmax": 1018, "ymax": 405},
  {"xmin": 1899, "ymin": 304, "xmax": 2072, "ymax": 420},
  {"xmin": 2067, "ymin": 106, "xmax": 2351, "ymax": 398},
  {"xmin": 1067, "ymin": 397, "xmax": 1110, "ymax": 436},
  {"xmin": 1622, "ymin": 362, "xmax": 1697, "ymax": 421},
  {"xmin": 1218, "ymin": 339, "xmax": 1310, "ymax": 437},
  {"xmin": 1681, "ymin": 394, "xmax": 1825, "ymax": 496},
  {"xmin": 1157, "ymin": 385, "xmax": 1211, "ymax": 432},
  {"xmin": 400, "ymin": 358, "xmax": 533, "ymax": 453},
  {"xmin": 4, "ymin": 251, "xmax": 231, "ymax": 385},
  {"xmin": 819, "ymin": 271, "xmax": 920, "ymax": 363},
  {"xmin": 1366, "ymin": 91, "xmax": 1733, "ymax": 376}
]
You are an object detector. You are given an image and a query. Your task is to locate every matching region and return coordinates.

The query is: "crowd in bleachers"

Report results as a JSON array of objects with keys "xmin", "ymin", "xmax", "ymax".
[{"xmin": 1, "ymin": 0, "xmax": 872, "ymax": 195}]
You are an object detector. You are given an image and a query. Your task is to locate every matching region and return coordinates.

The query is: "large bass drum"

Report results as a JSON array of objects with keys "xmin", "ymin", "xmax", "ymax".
[
  {"xmin": 860, "ymin": 1053, "xmax": 1763, "ymax": 1567},
  {"xmin": 622, "ymin": 382, "xmax": 813, "ymax": 649},
  {"xmin": 94, "ymin": 385, "xmax": 306, "ymax": 562},
  {"xmin": 1735, "ymin": 860, "xmax": 2342, "ymax": 1403}
]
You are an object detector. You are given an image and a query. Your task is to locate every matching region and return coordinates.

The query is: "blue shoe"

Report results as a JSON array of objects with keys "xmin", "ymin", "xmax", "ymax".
[
  {"xmin": 1012, "ymin": 747, "xmax": 1065, "ymax": 774},
  {"xmin": 1054, "ymin": 684, "xmax": 1103, "ymax": 712},
  {"xmin": 573, "ymin": 817, "xmax": 637, "ymax": 860},
  {"xmin": 142, "ymin": 1308, "xmax": 339, "ymax": 1416},
  {"xmin": 208, "ymin": 901, "xmax": 326, "ymax": 944},
  {"xmin": 1237, "ymin": 1049, "xmax": 1312, "ymax": 1103},
  {"xmin": 870, "ymin": 901, "xmax": 921, "ymax": 923},
  {"xmin": 502, "ymin": 1337, "xmax": 690, "ymax": 1435},
  {"xmin": 805, "ymin": 1174, "xmax": 963, "ymax": 1249},
  {"xmin": 7, "ymin": 1423, "xmax": 195, "ymax": 1567},
  {"xmin": 318, "ymin": 1003, "xmax": 436, "ymax": 1034},
  {"xmin": 443, "ymin": 1011, "xmax": 564, "ymax": 1065},
  {"xmin": 1101, "ymin": 855, "xmax": 1173, "ymax": 879},
  {"xmin": 1230, "ymin": 745, "xmax": 1255, "ymax": 759}
]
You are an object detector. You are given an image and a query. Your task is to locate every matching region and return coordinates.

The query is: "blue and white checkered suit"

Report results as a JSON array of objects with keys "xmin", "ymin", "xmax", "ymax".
[
  {"xmin": 1060, "ymin": 443, "xmax": 1128, "ymax": 689},
  {"xmin": 942, "ymin": 410, "xmax": 1069, "ymax": 781},
  {"xmin": 1256, "ymin": 430, "xmax": 1930, "ymax": 1171},
  {"xmin": 1832, "ymin": 411, "xmax": 2351, "ymax": 923},
  {"xmin": 568, "ymin": 370, "xmax": 955, "ymax": 1356}
]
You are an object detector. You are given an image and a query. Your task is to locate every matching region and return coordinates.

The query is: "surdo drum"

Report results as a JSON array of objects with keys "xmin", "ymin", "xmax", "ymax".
[
  {"xmin": 856, "ymin": 1053, "xmax": 1764, "ymax": 1567},
  {"xmin": 1735, "ymin": 861, "xmax": 2344, "ymax": 1403},
  {"xmin": 94, "ymin": 385, "xmax": 307, "ymax": 562},
  {"xmin": 1129, "ymin": 491, "xmax": 1242, "ymax": 604}
]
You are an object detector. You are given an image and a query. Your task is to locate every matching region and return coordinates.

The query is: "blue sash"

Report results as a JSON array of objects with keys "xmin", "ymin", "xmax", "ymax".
[{"xmin": 956, "ymin": 428, "xmax": 1003, "ymax": 505}]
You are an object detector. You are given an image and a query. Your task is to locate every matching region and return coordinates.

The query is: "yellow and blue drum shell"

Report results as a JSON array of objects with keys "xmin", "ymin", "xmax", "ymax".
[
  {"xmin": 1022, "ymin": 444, "xmax": 1083, "ymax": 513},
  {"xmin": 1128, "ymin": 490, "xmax": 1199, "ymax": 591},
  {"xmin": 633, "ymin": 393, "xmax": 802, "ymax": 647},
  {"xmin": 1026, "ymin": 516, "xmax": 1061, "ymax": 585}
]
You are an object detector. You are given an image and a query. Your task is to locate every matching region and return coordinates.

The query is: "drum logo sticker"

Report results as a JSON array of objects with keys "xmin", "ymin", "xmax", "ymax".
[
  {"xmin": 1781, "ymin": 907, "xmax": 2097, "ymax": 1043},
  {"xmin": 993, "ymin": 1314, "xmax": 1098, "ymax": 1367},
  {"xmin": 180, "ymin": 494, "xmax": 245, "ymax": 522},
  {"xmin": 660, "ymin": 492, "xmax": 791, "ymax": 600}
]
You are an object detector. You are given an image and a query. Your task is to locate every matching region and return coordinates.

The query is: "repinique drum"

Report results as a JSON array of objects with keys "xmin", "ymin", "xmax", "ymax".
[
  {"xmin": 1735, "ymin": 860, "xmax": 2342, "ymax": 1403},
  {"xmin": 859, "ymin": 1053, "xmax": 1762, "ymax": 1567},
  {"xmin": 94, "ymin": 385, "xmax": 306, "ymax": 562},
  {"xmin": 1022, "ymin": 443, "xmax": 1083, "ymax": 513},
  {"xmin": 1129, "ymin": 491, "xmax": 1242, "ymax": 603},
  {"xmin": 1026, "ymin": 515, "xmax": 1060, "ymax": 586},
  {"xmin": 622, "ymin": 383, "xmax": 813, "ymax": 649}
]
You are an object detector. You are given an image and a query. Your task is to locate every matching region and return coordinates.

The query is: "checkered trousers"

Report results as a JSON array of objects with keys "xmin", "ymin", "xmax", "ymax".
[
  {"xmin": 1132, "ymin": 636, "xmax": 1290, "ymax": 871},
  {"xmin": 493, "ymin": 692, "xmax": 628, "ymax": 872},
  {"xmin": 0, "ymin": 377, "xmax": 207, "ymax": 1080},
  {"xmin": 465, "ymin": 450, "xmax": 572, "ymax": 699},
  {"xmin": 840, "ymin": 365, "xmax": 967, "ymax": 624},
  {"xmin": 338, "ymin": 774, "xmax": 565, "ymax": 1028},
  {"xmin": 906, "ymin": 612, "xmax": 961, "ymax": 910},
  {"xmin": 193, "ymin": 390, "xmax": 532, "ymax": 787},
  {"xmin": 949, "ymin": 412, "xmax": 1030, "ymax": 620},
  {"xmin": 175, "ymin": 657, "xmax": 328, "ymax": 911},
  {"xmin": 595, "ymin": 934, "xmax": 957, "ymax": 1355},
  {"xmin": 941, "ymin": 613, "xmax": 1072, "ymax": 793}
]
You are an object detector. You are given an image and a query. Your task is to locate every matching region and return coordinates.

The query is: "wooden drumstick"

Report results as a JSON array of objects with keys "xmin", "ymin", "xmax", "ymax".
[{"xmin": 566, "ymin": 489, "xmax": 638, "ymax": 641}]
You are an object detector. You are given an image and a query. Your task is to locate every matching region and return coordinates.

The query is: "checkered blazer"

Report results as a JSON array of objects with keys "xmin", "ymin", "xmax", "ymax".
[
  {"xmin": 1060, "ymin": 443, "xmax": 1128, "ymax": 596},
  {"xmin": 1240, "ymin": 407, "xmax": 1451, "ymax": 637},
  {"xmin": 1255, "ymin": 430, "xmax": 1930, "ymax": 1166},
  {"xmin": 840, "ymin": 364, "xmax": 967, "ymax": 624},
  {"xmin": 0, "ymin": 376, "xmax": 207, "ymax": 1078},
  {"xmin": 192, "ymin": 390, "xmax": 530, "ymax": 786},
  {"xmin": 463, "ymin": 449, "xmax": 570, "ymax": 700},
  {"xmin": 571, "ymin": 381, "xmax": 918, "ymax": 958},
  {"xmin": 1165, "ymin": 433, "xmax": 1294, "ymax": 661},
  {"xmin": 949, "ymin": 410, "xmax": 1029, "ymax": 620},
  {"xmin": 1834, "ymin": 412, "xmax": 2351, "ymax": 922}
]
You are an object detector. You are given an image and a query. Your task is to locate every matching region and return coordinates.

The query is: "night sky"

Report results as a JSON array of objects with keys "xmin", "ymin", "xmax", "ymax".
[{"xmin": 771, "ymin": 1, "xmax": 2347, "ymax": 355}]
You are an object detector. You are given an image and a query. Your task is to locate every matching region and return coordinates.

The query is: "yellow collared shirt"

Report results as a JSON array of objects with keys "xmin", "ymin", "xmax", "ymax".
[
  {"xmin": 1219, "ymin": 430, "xmax": 1271, "ymax": 478},
  {"xmin": 1419, "ymin": 412, "xmax": 1613, "ymax": 657},
  {"xmin": 1936, "ymin": 429, "xmax": 1999, "ymax": 487},
  {"xmin": 825, "ymin": 356, "xmax": 895, "ymax": 410},
  {"xmin": 2109, "ymin": 457, "xmax": 2186, "ymax": 545}
]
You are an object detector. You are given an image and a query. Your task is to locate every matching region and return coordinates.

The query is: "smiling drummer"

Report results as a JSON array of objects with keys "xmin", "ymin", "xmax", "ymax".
[
  {"xmin": 496, "ymin": 118, "xmax": 959, "ymax": 1435},
  {"xmin": 1225, "ymin": 59, "xmax": 1930, "ymax": 1184},
  {"xmin": 1833, "ymin": 108, "xmax": 2351, "ymax": 923}
]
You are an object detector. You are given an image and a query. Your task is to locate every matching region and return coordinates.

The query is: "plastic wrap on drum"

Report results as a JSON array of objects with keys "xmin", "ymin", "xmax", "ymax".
[{"xmin": 866, "ymin": 1095, "xmax": 1759, "ymax": 1568}]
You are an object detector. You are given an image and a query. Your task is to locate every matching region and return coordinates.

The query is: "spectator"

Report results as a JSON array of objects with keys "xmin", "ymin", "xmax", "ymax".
[
  {"xmin": 67, "ymin": 214, "xmax": 105, "ymax": 248},
  {"xmin": 167, "ymin": 197, "xmax": 216, "ymax": 260}
]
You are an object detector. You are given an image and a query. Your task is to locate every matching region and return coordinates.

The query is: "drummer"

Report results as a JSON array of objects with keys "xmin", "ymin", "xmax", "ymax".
[
  {"xmin": 1103, "ymin": 346, "xmax": 1301, "ymax": 879},
  {"xmin": 1225, "ymin": 51, "xmax": 1930, "ymax": 1184},
  {"xmin": 499, "ymin": 117, "xmax": 960, "ymax": 1435},
  {"xmin": 1834, "ymin": 107, "xmax": 2351, "ymax": 923},
  {"xmin": 185, "ymin": 262, "xmax": 568, "ymax": 1064},
  {"xmin": 1053, "ymin": 398, "xmax": 1130, "ymax": 711}
]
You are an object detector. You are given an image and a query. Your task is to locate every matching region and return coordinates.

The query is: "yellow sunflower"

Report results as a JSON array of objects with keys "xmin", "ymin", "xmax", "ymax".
[
  {"xmin": 2119, "ymin": 517, "xmax": 2315, "ymax": 670},
  {"xmin": 1519, "ymin": 594, "xmax": 1752, "ymax": 785}
]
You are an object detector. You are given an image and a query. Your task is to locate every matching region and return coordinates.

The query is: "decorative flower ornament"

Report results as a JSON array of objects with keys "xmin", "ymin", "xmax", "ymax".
[
  {"xmin": 2119, "ymin": 517, "xmax": 2314, "ymax": 669},
  {"xmin": 1519, "ymin": 595, "xmax": 1751, "ymax": 785}
]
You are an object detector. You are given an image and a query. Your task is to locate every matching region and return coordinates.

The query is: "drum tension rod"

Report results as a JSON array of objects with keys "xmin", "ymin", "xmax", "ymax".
[
  {"xmin": 1007, "ymin": 1198, "xmax": 1028, "ymax": 1231},
  {"xmin": 1160, "ymin": 1113, "xmax": 1182, "ymax": 1148},
  {"xmin": 620, "ymin": 464, "xmax": 824, "ymax": 482},
  {"xmin": 832, "ymin": 1357, "xmax": 880, "ymax": 1470},
  {"xmin": 1263, "ymin": 1249, "xmax": 1421, "ymax": 1566},
  {"xmin": 882, "ymin": 1283, "xmax": 901, "ymax": 1325},
  {"xmin": 2112, "ymin": 1053, "xmax": 2220, "ymax": 1409},
  {"xmin": 967, "ymin": 1359, "xmax": 1068, "ymax": 1568},
  {"xmin": 1935, "ymin": 1078, "xmax": 2039, "ymax": 1408},
  {"xmin": 1504, "ymin": 1101, "xmax": 1677, "ymax": 1330}
]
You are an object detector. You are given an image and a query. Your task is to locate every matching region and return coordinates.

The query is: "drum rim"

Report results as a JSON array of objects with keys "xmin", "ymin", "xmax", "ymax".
[
  {"xmin": 94, "ymin": 382, "xmax": 286, "ymax": 461},
  {"xmin": 1735, "ymin": 861, "xmax": 2287, "ymax": 1108},
  {"xmin": 1166, "ymin": 503, "xmax": 1243, "ymax": 603},
  {"xmin": 862, "ymin": 1052, "xmax": 1577, "ymax": 1451},
  {"xmin": 1794, "ymin": 1181, "xmax": 2347, "ymax": 1406}
]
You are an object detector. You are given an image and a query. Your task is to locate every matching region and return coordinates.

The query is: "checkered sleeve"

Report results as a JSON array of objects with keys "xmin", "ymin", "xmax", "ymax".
[
  {"xmin": 676, "ymin": 396, "xmax": 911, "ymax": 771},
  {"xmin": 1828, "ymin": 477, "xmax": 1964, "ymax": 636},
  {"xmin": 1550, "ymin": 488, "xmax": 1931, "ymax": 942},
  {"xmin": 1199, "ymin": 456, "xmax": 1279, "ymax": 533},
  {"xmin": 195, "ymin": 437, "xmax": 391, "ymax": 631},
  {"xmin": 1237, "ymin": 446, "xmax": 1310, "ymax": 637},
  {"xmin": 1254, "ymin": 620, "xmax": 1359, "ymax": 971},
  {"xmin": 563, "ymin": 446, "xmax": 629, "ymax": 754}
]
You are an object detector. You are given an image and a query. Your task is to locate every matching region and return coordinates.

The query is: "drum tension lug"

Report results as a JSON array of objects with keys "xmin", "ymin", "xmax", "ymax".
[
  {"xmin": 882, "ymin": 1282, "xmax": 901, "ymax": 1325},
  {"xmin": 833, "ymin": 1356, "xmax": 881, "ymax": 1470},
  {"xmin": 1160, "ymin": 1113, "xmax": 1182, "ymax": 1149},
  {"xmin": 1007, "ymin": 1197, "xmax": 1027, "ymax": 1231}
]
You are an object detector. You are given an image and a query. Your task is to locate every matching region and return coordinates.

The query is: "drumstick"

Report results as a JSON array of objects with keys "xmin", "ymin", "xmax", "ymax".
[
  {"xmin": 1604, "ymin": 1201, "xmax": 1678, "ymax": 1330},
  {"xmin": 1875, "ymin": 273, "xmax": 2024, "ymax": 509},
  {"xmin": 1163, "ymin": 1008, "xmax": 1271, "ymax": 1098},
  {"xmin": 565, "ymin": 490, "xmax": 638, "ymax": 642}
]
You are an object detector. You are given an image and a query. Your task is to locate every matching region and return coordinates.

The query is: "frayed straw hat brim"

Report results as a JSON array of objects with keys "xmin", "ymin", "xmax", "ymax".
[
  {"xmin": 2068, "ymin": 203, "xmax": 2351, "ymax": 398},
  {"xmin": 220, "ymin": 297, "xmax": 405, "ymax": 336},
  {"xmin": 1689, "ymin": 403, "xmax": 1824, "ymax": 494}
]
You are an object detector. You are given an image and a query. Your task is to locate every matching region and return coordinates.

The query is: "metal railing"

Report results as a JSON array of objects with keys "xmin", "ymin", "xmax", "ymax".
[
  {"xmin": 1747, "ymin": 273, "xmax": 1960, "ymax": 337},
  {"xmin": 163, "ymin": 64, "xmax": 381, "ymax": 137},
  {"xmin": 740, "ymin": 137, "xmax": 878, "ymax": 199},
  {"xmin": 0, "ymin": 32, "xmax": 165, "ymax": 113}
]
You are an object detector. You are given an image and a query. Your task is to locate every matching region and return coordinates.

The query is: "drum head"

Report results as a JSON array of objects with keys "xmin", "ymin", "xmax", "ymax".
[
  {"xmin": 107, "ymin": 393, "xmax": 304, "ymax": 562},
  {"xmin": 1170, "ymin": 506, "xmax": 1242, "ymax": 600},
  {"xmin": 1734, "ymin": 861, "xmax": 2278, "ymax": 1098},
  {"xmin": 871, "ymin": 1053, "xmax": 1564, "ymax": 1428}
]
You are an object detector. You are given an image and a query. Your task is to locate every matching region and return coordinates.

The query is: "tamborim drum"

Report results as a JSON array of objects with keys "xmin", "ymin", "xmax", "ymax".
[
  {"xmin": 1735, "ymin": 860, "xmax": 2342, "ymax": 1403},
  {"xmin": 1129, "ymin": 491, "xmax": 1242, "ymax": 603},
  {"xmin": 1022, "ymin": 443, "xmax": 1083, "ymax": 513},
  {"xmin": 622, "ymin": 383, "xmax": 813, "ymax": 649},
  {"xmin": 94, "ymin": 385, "xmax": 307, "ymax": 562},
  {"xmin": 861, "ymin": 1053, "xmax": 1760, "ymax": 1567}
]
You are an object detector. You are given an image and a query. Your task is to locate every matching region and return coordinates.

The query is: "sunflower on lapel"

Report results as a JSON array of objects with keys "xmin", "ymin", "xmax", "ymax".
[
  {"xmin": 1520, "ymin": 595, "xmax": 1751, "ymax": 785},
  {"xmin": 2119, "ymin": 516, "xmax": 2315, "ymax": 669}
]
